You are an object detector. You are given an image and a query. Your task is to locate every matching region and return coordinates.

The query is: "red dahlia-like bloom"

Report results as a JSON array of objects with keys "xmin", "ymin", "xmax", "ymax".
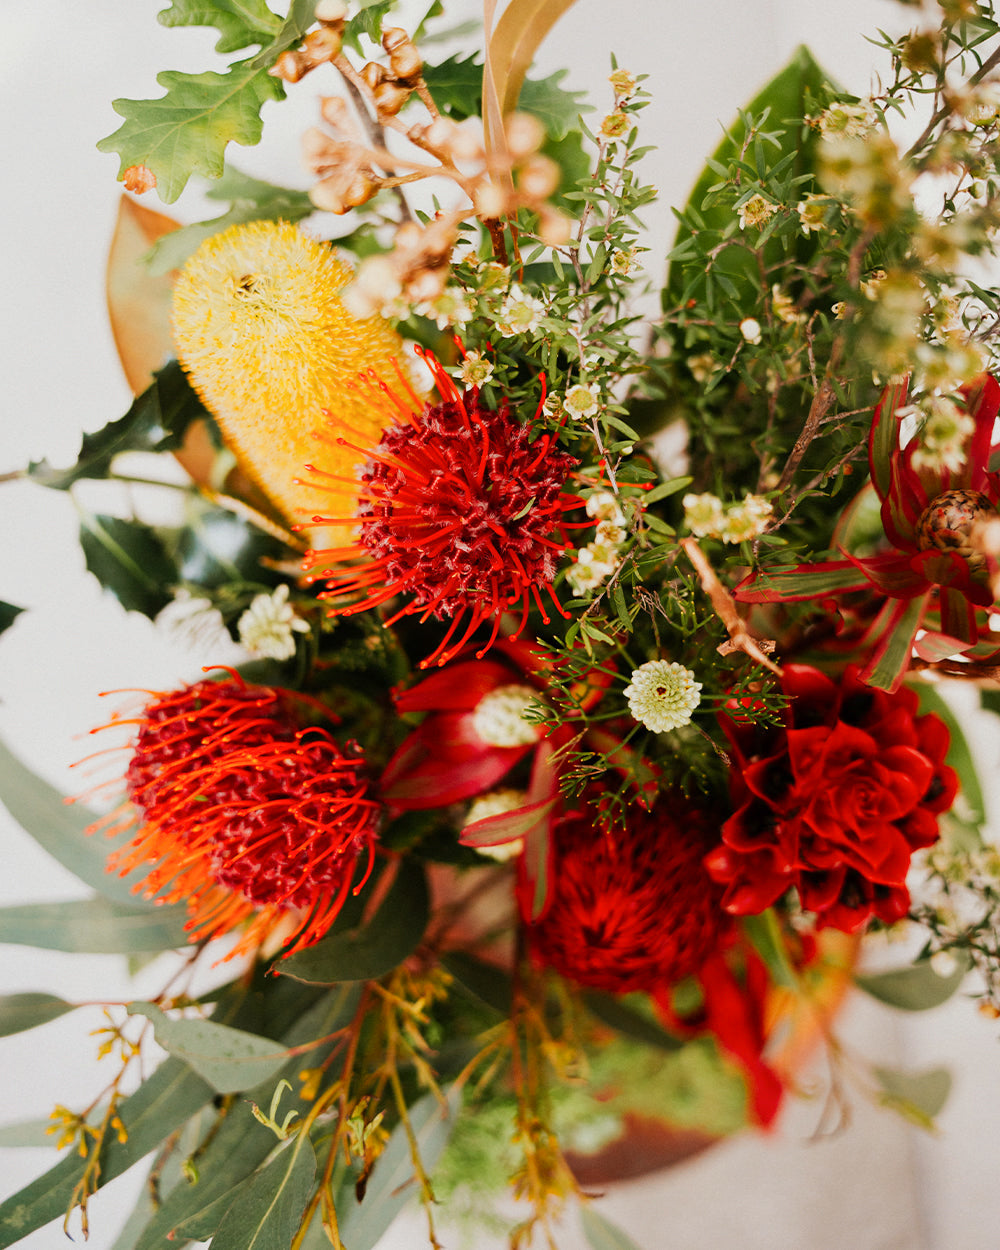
[
  {"xmin": 302, "ymin": 353, "xmax": 582, "ymax": 666},
  {"xmin": 524, "ymin": 793, "xmax": 731, "ymax": 994},
  {"xmin": 96, "ymin": 673, "xmax": 379, "ymax": 960},
  {"xmin": 705, "ymin": 664, "xmax": 957, "ymax": 932}
]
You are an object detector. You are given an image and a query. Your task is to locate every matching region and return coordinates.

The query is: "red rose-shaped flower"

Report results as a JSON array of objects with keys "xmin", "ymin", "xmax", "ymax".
[
  {"xmin": 525, "ymin": 792, "xmax": 731, "ymax": 994},
  {"xmin": 705, "ymin": 665, "xmax": 957, "ymax": 932},
  {"xmin": 93, "ymin": 671, "xmax": 380, "ymax": 960}
]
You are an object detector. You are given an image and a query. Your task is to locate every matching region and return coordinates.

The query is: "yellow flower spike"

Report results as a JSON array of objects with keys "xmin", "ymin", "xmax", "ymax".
[{"xmin": 171, "ymin": 220, "xmax": 407, "ymax": 526}]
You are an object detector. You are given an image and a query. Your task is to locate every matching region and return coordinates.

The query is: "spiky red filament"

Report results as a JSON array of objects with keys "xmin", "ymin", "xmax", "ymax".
[
  {"xmin": 303, "ymin": 364, "xmax": 581, "ymax": 667},
  {"xmin": 100, "ymin": 675, "xmax": 379, "ymax": 960}
]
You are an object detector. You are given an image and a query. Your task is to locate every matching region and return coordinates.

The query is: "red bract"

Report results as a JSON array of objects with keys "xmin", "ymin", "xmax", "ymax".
[
  {"xmin": 303, "ymin": 352, "xmax": 583, "ymax": 667},
  {"xmin": 705, "ymin": 664, "xmax": 957, "ymax": 932},
  {"xmin": 92, "ymin": 672, "xmax": 379, "ymax": 960},
  {"xmin": 736, "ymin": 375, "xmax": 1000, "ymax": 691}
]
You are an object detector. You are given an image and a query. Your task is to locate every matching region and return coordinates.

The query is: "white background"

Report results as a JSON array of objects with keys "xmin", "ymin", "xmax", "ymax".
[{"xmin": 2, "ymin": 2, "xmax": 1000, "ymax": 1248}]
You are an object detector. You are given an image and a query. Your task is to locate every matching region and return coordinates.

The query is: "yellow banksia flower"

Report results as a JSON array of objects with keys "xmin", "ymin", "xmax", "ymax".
[{"xmin": 171, "ymin": 220, "xmax": 406, "ymax": 525}]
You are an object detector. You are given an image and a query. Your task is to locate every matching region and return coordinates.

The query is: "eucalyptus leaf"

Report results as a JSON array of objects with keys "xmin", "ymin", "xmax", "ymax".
[
  {"xmin": 280, "ymin": 859, "xmax": 429, "ymax": 984},
  {"xmin": 0, "ymin": 734, "xmax": 154, "ymax": 906},
  {"xmin": 210, "ymin": 1136, "xmax": 316, "ymax": 1250},
  {"xmin": 128, "ymin": 1002, "xmax": 289, "ymax": 1094},
  {"xmin": 0, "ymin": 1120, "xmax": 57, "ymax": 1149},
  {"xmin": 79, "ymin": 512, "xmax": 179, "ymax": 619},
  {"xmin": 856, "ymin": 956, "xmax": 969, "ymax": 1011},
  {"xmin": 0, "ymin": 897, "xmax": 188, "ymax": 954},
  {"xmin": 874, "ymin": 1065, "xmax": 952, "ymax": 1129},
  {"xmin": 0, "ymin": 1057, "xmax": 215, "ymax": 1248},
  {"xmin": 0, "ymin": 993, "xmax": 76, "ymax": 1039},
  {"xmin": 441, "ymin": 951, "xmax": 512, "ymax": 1015},
  {"xmin": 581, "ymin": 1206, "xmax": 646, "ymax": 1250},
  {"xmin": 337, "ymin": 1087, "xmax": 461, "ymax": 1250}
]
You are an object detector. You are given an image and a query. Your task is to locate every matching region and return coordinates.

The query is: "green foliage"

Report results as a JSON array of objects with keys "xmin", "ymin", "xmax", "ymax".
[
  {"xmin": 422, "ymin": 55, "xmax": 586, "ymax": 137},
  {"xmin": 342, "ymin": 0, "xmax": 396, "ymax": 52},
  {"xmin": 0, "ymin": 602, "xmax": 23, "ymax": 637},
  {"xmin": 873, "ymin": 1065, "xmax": 952, "ymax": 1130},
  {"xmin": 280, "ymin": 859, "xmax": 429, "ymax": 983},
  {"xmin": 157, "ymin": 0, "xmax": 283, "ymax": 54},
  {"xmin": 0, "ymin": 898, "xmax": 189, "ymax": 954},
  {"xmin": 79, "ymin": 512, "xmax": 179, "ymax": 619},
  {"xmin": 28, "ymin": 361, "xmax": 210, "ymax": 490},
  {"xmin": 146, "ymin": 167, "xmax": 315, "ymax": 274},
  {"xmin": 0, "ymin": 994, "xmax": 76, "ymax": 1039},
  {"xmin": 98, "ymin": 64, "xmax": 285, "ymax": 203},
  {"xmin": 210, "ymin": 1136, "xmax": 316, "ymax": 1250},
  {"xmin": 855, "ymin": 956, "xmax": 969, "ymax": 1011},
  {"xmin": 581, "ymin": 1207, "xmax": 646, "ymax": 1250}
]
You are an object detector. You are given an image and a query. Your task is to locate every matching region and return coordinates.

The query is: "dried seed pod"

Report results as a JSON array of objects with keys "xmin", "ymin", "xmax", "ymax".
[
  {"xmin": 361, "ymin": 61, "xmax": 388, "ymax": 91},
  {"xmin": 505, "ymin": 112, "xmax": 545, "ymax": 158},
  {"xmin": 382, "ymin": 27, "xmax": 422, "ymax": 82},
  {"xmin": 518, "ymin": 155, "xmax": 560, "ymax": 199},
  {"xmin": 315, "ymin": 0, "xmax": 348, "ymax": 24},
  {"xmin": 373, "ymin": 80, "xmax": 412, "ymax": 117}
]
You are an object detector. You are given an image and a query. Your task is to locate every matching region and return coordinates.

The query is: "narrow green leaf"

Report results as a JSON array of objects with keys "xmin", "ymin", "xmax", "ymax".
[
  {"xmin": 0, "ymin": 1057, "xmax": 215, "ymax": 1248},
  {"xmin": 211, "ymin": 1137, "xmax": 316, "ymax": 1250},
  {"xmin": 79, "ymin": 512, "xmax": 179, "ymax": 619},
  {"xmin": 441, "ymin": 952, "xmax": 512, "ymax": 1015},
  {"xmin": 0, "ymin": 1120, "xmax": 56, "ymax": 1149},
  {"xmin": 0, "ymin": 734, "xmax": 154, "ymax": 906},
  {"xmin": 581, "ymin": 1206, "xmax": 646, "ymax": 1250},
  {"xmin": 128, "ymin": 1002, "xmax": 289, "ymax": 1094},
  {"xmin": 642, "ymin": 476, "xmax": 693, "ymax": 505},
  {"xmin": 913, "ymin": 681, "xmax": 986, "ymax": 827},
  {"xmin": 856, "ymin": 956, "xmax": 968, "ymax": 1011},
  {"xmin": 280, "ymin": 859, "xmax": 429, "ymax": 984},
  {"xmin": 337, "ymin": 1088, "xmax": 461, "ymax": 1250},
  {"xmin": 0, "ymin": 993, "xmax": 76, "ymax": 1039},
  {"xmin": 583, "ymin": 993, "xmax": 682, "ymax": 1052},
  {"xmin": 741, "ymin": 910, "xmax": 797, "ymax": 989},
  {"xmin": 874, "ymin": 1065, "xmax": 952, "ymax": 1130},
  {"xmin": 0, "ymin": 898, "xmax": 188, "ymax": 954}
]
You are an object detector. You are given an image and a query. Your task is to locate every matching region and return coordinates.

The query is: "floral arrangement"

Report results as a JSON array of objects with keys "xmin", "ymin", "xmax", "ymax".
[{"xmin": 3, "ymin": 1, "xmax": 1000, "ymax": 1248}]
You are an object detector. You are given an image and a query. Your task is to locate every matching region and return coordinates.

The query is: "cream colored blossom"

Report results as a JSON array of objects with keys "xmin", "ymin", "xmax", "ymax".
[
  {"xmin": 599, "ymin": 111, "xmax": 630, "ymax": 141},
  {"xmin": 816, "ymin": 100, "xmax": 878, "ymax": 139},
  {"xmin": 422, "ymin": 285, "xmax": 474, "ymax": 329},
  {"xmin": 496, "ymin": 285, "xmax": 544, "ymax": 337},
  {"xmin": 238, "ymin": 584, "xmax": 310, "ymax": 661},
  {"xmin": 910, "ymin": 395, "xmax": 976, "ymax": 474},
  {"xmin": 471, "ymin": 684, "xmax": 541, "ymax": 747},
  {"xmin": 457, "ymin": 351, "xmax": 494, "ymax": 388},
  {"xmin": 624, "ymin": 661, "xmax": 702, "ymax": 733},
  {"xmin": 721, "ymin": 494, "xmax": 774, "ymax": 543},
  {"xmin": 610, "ymin": 245, "xmax": 639, "ymax": 275},
  {"xmin": 771, "ymin": 285, "xmax": 805, "ymax": 325},
  {"xmin": 586, "ymin": 491, "xmax": 626, "ymax": 528},
  {"xmin": 608, "ymin": 69, "xmax": 638, "ymax": 100},
  {"xmin": 463, "ymin": 789, "xmax": 527, "ymax": 861},
  {"xmin": 796, "ymin": 193, "xmax": 828, "ymax": 235},
  {"xmin": 688, "ymin": 352, "xmax": 715, "ymax": 384},
  {"xmin": 683, "ymin": 492, "xmax": 726, "ymax": 538},
  {"xmin": 156, "ymin": 590, "xmax": 230, "ymax": 653},
  {"xmin": 563, "ymin": 382, "xmax": 600, "ymax": 420},
  {"xmin": 739, "ymin": 317, "xmax": 762, "ymax": 344},
  {"xmin": 738, "ymin": 193, "xmax": 778, "ymax": 230}
]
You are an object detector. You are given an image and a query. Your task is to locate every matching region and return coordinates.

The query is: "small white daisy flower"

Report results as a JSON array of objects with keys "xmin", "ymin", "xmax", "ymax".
[
  {"xmin": 623, "ymin": 661, "xmax": 702, "ymax": 733},
  {"xmin": 237, "ymin": 583, "xmax": 309, "ymax": 661},
  {"xmin": 496, "ymin": 285, "xmax": 545, "ymax": 337},
  {"xmin": 458, "ymin": 351, "xmax": 495, "ymax": 388},
  {"xmin": 563, "ymin": 383, "xmax": 600, "ymax": 420}
]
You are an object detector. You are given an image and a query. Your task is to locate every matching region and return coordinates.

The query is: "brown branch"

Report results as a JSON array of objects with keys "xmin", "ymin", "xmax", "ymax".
[{"xmin": 680, "ymin": 537, "xmax": 782, "ymax": 675}]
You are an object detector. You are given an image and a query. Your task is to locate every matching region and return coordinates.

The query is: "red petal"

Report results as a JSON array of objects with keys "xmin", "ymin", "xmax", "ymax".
[{"xmin": 394, "ymin": 659, "xmax": 516, "ymax": 713}]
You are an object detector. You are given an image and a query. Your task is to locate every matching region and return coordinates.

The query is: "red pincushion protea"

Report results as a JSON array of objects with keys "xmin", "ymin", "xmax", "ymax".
[
  {"xmin": 95, "ymin": 672, "xmax": 379, "ymax": 960},
  {"xmin": 524, "ymin": 794, "xmax": 731, "ymax": 994},
  {"xmin": 301, "ymin": 352, "xmax": 583, "ymax": 666},
  {"xmin": 705, "ymin": 664, "xmax": 957, "ymax": 932}
]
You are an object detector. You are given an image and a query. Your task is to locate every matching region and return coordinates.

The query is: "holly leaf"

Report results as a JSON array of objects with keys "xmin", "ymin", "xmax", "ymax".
[
  {"xmin": 28, "ymin": 362, "xmax": 210, "ymax": 490},
  {"xmin": 158, "ymin": 0, "xmax": 283, "ymax": 54},
  {"xmin": 0, "ymin": 602, "xmax": 23, "ymax": 637},
  {"xmin": 97, "ymin": 62, "xmax": 286, "ymax": 204},
  {"xmin": 79, "ymin": 512, "xmax": 179, "ymax": 619},
  {"xmin": 147, "ymin": 166, "xmax": 315, "ymax": 273}
]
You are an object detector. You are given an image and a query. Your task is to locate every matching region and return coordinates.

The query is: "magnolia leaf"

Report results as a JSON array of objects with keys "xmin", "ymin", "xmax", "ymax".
[
  {"xmin": 913, "ymin": 681, "xmax": 986, "ymax": 827},
  {"xmin": 336, "ymin": 1087, "xmax": 461, "ymax": 1250},
  {"xmin": 129, "ymin": 1002, "xmax": 289, "ymax": 1094},
  {"xmin": 146, "ymin": 167, "xmax": 314, "ymax": 274},
  {"xmin": 0, "ymin": 993, "xmax": 76, "ymax": 1039},
  {"xmin": 210, "ymin": 1137, "xmax": 316, "ymax": 1250},
  {"xmin": 0, "ymin": 602, "xmax": 24, "ymax": 637},
  {"xmin": 856, "ymin": 955, "xmax": 969, "ymax": 1011},
  {"xmin": 106, "ymin": 195, "xmax": 182, "ymax": 396},
  {"xmin": 28, "ymin": 361, "xmax": 210, "ymax": 490},
  {"xmin": 158, "ymin": 0, "xmax": 283, "ymax": 54},
  {"xmin": 79, "ymin": 512, "xmax": 179, "ymax": 619},
  {"xmin": 280, "ymin": 859, "xmax": 430, "ymax": 984},
  {"xmin": 0, "ymin": 898, "xmax": 188, "ymax": 954},
  {"xmin": 0, "ymin": 1057, "xmax": 215, "ymax": 1248},
  {"xmin": 97, "ymin": 62, "xmax": 286, "ymax": 204},
  {"xmin": 581, "ymin": 1207, "xmax": 646, "ymax": 1250},
  {"xmin": 874, "ymin": 1065, "xmax": 952, "ymax": 1130},
  {"xmin": 487, "ymin": 0, "xmax": 580, "ymax": 123},
  {"xmin": 0, "ymin": 735, "xmax": 156, "ymax": 906}
]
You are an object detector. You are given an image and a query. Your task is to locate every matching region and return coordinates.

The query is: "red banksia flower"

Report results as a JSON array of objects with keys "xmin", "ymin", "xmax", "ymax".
[
  {"xmin": 705, "ymin": 664, "xmax": 957, "ymax": 932},
  {"xmin": 525, "ymin": 793, "xmax": 730, "ymax": 994},
  {"xmin": 302, "ymin": 352, "xmax": 582, "ymax": 666},
  {"xmin": 96, "ymin": 673, "xmax": 379, "ymax": 960}
]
